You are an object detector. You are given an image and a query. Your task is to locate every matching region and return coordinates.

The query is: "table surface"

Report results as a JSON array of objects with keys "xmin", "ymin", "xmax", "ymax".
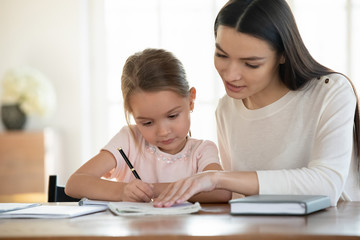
[{"xmin": 1, "ymin": 201, "xmax": 360, "ymax": 240}]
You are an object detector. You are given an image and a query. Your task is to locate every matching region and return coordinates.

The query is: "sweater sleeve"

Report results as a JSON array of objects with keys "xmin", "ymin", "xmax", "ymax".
[
  {"xmin": 216, "ymin": 98, "xmax": 232, "ymax": 171},
  {"xmin": 257, "ymin": 75, "xmax": 357, "ymax": 206}
]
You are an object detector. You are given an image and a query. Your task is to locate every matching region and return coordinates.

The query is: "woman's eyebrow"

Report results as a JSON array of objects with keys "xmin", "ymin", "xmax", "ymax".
[
  {"xmin": 215, "ymin": 43, "xmax": 227, "ymax": 54},
  {"xmin": 215, "ymin": 42, "xmax": 265, "ymax": 61}
]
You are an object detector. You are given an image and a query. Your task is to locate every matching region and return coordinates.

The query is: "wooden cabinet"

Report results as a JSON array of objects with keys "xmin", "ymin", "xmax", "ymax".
[{"xmin": 0, "ymin": 130, "xmax": 56, "ymax": 202}]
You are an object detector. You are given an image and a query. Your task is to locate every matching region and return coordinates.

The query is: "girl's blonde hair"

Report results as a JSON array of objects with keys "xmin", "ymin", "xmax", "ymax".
[{"xmin": 121, "ymin": 48, "xmax": 190, "ymax": 127}]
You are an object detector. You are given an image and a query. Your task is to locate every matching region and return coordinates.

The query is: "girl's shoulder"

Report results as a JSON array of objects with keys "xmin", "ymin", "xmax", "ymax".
[
  {"xmin": 187, "ymin": 137, "xmax": 219, "ymax": 154},
  {"xmin": 107, "ymin": 125, "xmax": 145, "ymax": 149},
  {"xmin": 118, "ymin": 125, "xmax": 142, "ymax": 139}
]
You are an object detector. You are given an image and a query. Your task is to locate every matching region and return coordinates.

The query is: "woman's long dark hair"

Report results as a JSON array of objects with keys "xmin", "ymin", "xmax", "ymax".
[{"xmin": 215, "ymin": 0, "xmax": 360, "ymax": 165}]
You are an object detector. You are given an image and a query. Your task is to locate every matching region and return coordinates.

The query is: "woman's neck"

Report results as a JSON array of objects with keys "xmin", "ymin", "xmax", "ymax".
[{"xmin": 243, "ymin": 82, "xmax": 289, "ymax": 110}]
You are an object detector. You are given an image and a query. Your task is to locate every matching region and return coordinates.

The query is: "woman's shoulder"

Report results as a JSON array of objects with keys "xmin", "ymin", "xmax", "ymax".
[
  {"xmin": 217, "ymin": 94, "xmax": 231, "ymax": 106},
  {"xmin": 216, "ymin": 94, "xmax": 240, "ymax": 113},
  {"xmin": 311, "ymin": 73, "xmax": 352, "ymax": 90},
  {"xmin": 303, "ymin": 73, "xmax": 355, "ymax": 96}
]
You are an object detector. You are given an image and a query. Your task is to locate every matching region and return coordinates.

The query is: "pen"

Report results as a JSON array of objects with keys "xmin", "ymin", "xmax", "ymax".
[
  {"xmin": 118, "ymin": 147, "xmax": 141, "ymax": 180},
  {"xmin": 118, "ymin": 147, "xmax": 153, "ymax": 202}
]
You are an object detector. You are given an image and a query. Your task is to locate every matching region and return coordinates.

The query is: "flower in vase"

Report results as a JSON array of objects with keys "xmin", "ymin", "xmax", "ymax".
[{"xmin": 1, "ymin": 67, "xmax": 56, "ymax": 117}]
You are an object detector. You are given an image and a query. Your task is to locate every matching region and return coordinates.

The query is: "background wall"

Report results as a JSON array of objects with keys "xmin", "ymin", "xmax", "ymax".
[
  {"xmin": 0, "ymin": 0, "xmax": 92, "ymax": 184},
  {"xmin": 0, "ymin": 0, "xmax": 358, "ymax": 187}
]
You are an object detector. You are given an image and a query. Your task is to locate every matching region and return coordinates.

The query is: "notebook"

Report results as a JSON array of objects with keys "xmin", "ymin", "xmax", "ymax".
[
  {"xmin": 0, "ymin": 204, "xmax": 107, "ymax": 219},
  {"xmin": 0, "ymin": 203, "xmax": 41, "ymax": 213},
  {"xmin": 108, "ymin": 201, "xmax": 202, "ymax": 216},
  {"xmin": 79, "ymin": 197, "xmax": 202, "ymax": 216},
  {"xmin": 78, "ymin": 197, "xmax": 108, "ymax": 206},
  {"xmin": 229, "ymin": 194, "xmax": 331, "ymax": 215}
]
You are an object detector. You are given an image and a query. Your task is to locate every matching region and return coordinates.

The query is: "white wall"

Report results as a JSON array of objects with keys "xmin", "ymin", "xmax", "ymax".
[
  {"xmin": 0, "ymin": 0, "xmax": 92, "ymax": 185},
  {"xmin": 1, "ymin": 0, "xmax": 358, "ymax": 187}
]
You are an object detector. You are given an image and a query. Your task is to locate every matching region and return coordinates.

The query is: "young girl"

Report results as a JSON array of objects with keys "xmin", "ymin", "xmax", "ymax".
[
  {"xmin": 154, "ymin": 0, "xmax": 360, "ymax": 207},
  {"xmin": 65, "ymin": 48, "xmax": 231, "ymax": 203}
]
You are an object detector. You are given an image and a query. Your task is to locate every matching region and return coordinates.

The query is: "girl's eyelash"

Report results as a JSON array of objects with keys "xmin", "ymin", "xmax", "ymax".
[
  {"xmin": 246, "ymin": 63, "xmax": 259, "ymax": 69},
  {"xmin": 169, "ymin": 113, "xmax": 179, "ymax": 119},
  {"xmin": 140, "ymin": 114, "xmax": 179, "ymax": 126},
  {"xmin": 142, "ymin": 121, "xmax": 152, "ymax": 126}
]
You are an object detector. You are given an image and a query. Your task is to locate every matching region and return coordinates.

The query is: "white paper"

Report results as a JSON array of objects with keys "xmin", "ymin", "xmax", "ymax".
[
  {"xmin": 108, "ymin": 201, "xmax": 201, "ymax": 216},
  {"xmin": 0, "ymin": 205, "xmax": 107, "ymax": 218},
  {"xmin": 0, "ymin": 203, "xmax": 41, "ymax": 213}
]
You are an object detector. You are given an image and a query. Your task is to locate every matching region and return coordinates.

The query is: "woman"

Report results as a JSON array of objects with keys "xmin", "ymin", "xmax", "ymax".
[{"xmin": 154, "ymin": 0, "xmax": 360, "ymax": 207}]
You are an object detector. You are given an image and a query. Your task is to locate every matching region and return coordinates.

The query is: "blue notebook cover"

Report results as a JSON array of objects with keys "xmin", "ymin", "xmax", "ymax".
[{"xmin": 229, "ymin": 194, "xmax": 331, "ymax": 215}]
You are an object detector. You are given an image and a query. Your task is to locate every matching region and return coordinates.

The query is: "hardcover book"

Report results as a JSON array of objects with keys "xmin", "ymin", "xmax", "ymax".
[{"xmin": 229, "ymin": 194, "xmax": 331, "ymax": 215}]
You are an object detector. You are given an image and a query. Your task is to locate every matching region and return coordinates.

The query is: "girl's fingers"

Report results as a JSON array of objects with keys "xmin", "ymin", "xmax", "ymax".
[
  {"xmin": 124, "ymin": 180, "xmax": 154, "ymax": 202},
  {"xmin": 136, "ymin": 182, "xmax": 154, "ymax": 202}
]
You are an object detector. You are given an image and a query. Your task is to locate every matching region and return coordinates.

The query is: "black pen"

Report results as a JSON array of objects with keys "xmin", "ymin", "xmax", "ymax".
[
  {"xmin": 118, "ymin": 147, "xmax": 153, "ymax": 202},
  {"xmin": 117, "ymin": 147, "xmax": 141, "ymax": 180}
]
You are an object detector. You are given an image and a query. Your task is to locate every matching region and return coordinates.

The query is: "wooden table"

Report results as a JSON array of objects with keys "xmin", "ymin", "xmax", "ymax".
[{"xmin": 1, "ymin": 201, "xmax": 360, "ymax": 240}]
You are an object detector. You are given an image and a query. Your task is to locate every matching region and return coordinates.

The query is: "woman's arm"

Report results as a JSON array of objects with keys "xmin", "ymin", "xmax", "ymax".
[
  {"xmin": 152, "ymin": 163, "xmax": 233, "ymax": 205},
  {"xmin": 187, "ymin": 163, "xmax": 233, "ymax": 203},
  {"xmin": 153, "ymin": 166, "xmax": 258, "ymax": 207},
  {"xmin": 65, "ymin": 150, "xmax": 154, "ymax": 202}
]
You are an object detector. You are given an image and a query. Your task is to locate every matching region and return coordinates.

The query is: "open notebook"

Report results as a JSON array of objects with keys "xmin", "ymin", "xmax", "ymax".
[
  {"xmin": 0, "ymin": 204, "xmax": 107, "ymax": 219},
  {"xmin": 0, "ymin": 199, "xmax": 201, "ymax": 218},
  {"xmin": 80, "ymin": 198, "xmax": 202, "ymax": 216},
  {"xmin": 0, "ymin": 203, "xmax": 41, "ymax": 213}
]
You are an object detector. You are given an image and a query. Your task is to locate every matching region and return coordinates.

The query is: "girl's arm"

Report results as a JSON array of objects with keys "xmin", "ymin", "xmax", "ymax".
[{"xmin": 65, "ymin": 150, "xmax": 154, "ymax": 202}]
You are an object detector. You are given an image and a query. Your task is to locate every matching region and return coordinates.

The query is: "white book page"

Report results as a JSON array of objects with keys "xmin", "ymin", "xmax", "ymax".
[
  {"xmin": 108, "ymin": 201, "xmax": 201, "ymax": 216},
  {"xmin": 0, "ymin": 205, "xmax": 107, "ymax": 218},
  {"xmin": 0, "ymin": 203, "xmax": 41, "ymax": 213}
]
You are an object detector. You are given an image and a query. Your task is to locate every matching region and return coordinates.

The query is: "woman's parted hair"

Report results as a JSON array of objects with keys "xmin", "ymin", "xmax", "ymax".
[
  {"xmin": 121, "ymin": 48, "xmax": 190, "ymax": 126},
  {"xmin": 214, "ymin": 0, "xmax": 333, "ymax": 90}
]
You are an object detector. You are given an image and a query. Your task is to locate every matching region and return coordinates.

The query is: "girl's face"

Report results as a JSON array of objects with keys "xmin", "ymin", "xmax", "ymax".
[
  {"xmin": 129, "ymin": 88, "xmax": 195, "ymax": 155},
  {"xmin": 214, "ymin": 26, "xmax": 286, "ymax": 109}
]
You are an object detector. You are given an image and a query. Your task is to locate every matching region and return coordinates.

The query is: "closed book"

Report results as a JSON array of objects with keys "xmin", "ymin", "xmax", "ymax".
[{"xmin": 229, "ymin": 194, "xmax": 331, "ymax": 215}]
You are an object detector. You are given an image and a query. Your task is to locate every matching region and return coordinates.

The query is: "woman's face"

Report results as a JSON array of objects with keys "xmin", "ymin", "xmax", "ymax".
[{"xmin": 214, "ymin": 26, "xmax": 286, "ymax": 109}]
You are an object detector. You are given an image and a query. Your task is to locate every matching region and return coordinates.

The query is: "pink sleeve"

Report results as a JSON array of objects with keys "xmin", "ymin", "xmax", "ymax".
[
  {"xmin": 194, "ymin": 140, "xmax": 221, "ymax": 172},
  {"xmin": 102, "ymin": 126, "xmax": 133, "ymax": 179}
]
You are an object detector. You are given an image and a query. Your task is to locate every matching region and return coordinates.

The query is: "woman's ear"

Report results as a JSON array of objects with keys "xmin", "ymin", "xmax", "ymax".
[
  {"xmin": 189, "ymin": 87, "xmax": 196, "ymax": 111},
  {"xmin": 279, "ymin": 54, "xmax": 286, "ymax": 64}
]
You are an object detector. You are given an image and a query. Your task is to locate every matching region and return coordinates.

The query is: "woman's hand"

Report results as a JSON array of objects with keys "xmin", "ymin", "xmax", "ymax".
[
  {"xmin": 153, "ymin": 171, "xmax": 218, "ymax": 207},
  {"xmin": 122, "ymin": 179, "xmax": 154, "ymax": 202}
]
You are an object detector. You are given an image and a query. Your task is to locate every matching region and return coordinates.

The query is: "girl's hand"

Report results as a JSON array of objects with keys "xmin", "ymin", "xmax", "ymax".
[
  {"xmin": 122, "ymin": 179, "xmax": 154, "ymax": 202},
  {"xmin": 153, "ymin": 171, "xmax": 217, "ymax": 207}
]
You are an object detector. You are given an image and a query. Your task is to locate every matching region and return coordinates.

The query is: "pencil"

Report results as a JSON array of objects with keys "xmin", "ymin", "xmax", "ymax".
[{"xmin": 117, "ymin": 147, "xmax": 141, "ymax": 180}]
